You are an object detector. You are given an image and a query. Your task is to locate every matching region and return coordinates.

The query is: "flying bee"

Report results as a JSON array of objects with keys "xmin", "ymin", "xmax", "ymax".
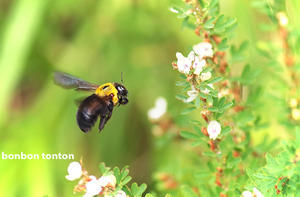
[{"xmin": 53, "ymin": 71, "xmax": 128, "ymax": 133}]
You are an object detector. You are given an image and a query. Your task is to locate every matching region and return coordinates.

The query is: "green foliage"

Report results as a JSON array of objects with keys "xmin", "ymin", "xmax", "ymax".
[{"xmin": 246, "ymin": 140, "xmax": 300, "ymax": 196}]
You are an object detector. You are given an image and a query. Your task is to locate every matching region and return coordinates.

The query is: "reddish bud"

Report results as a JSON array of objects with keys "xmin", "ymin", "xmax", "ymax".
[
  {"xmin": 195, "ymin": 28, "xmax": 200, "ymax": 36},
  {"xmin": 275, "ymin": 185, "xmax": 278, "ymax": 189},
  {"xmin": 212, "ymin": 35, "xmax": 222, "ymax": 45},
  {"xmin": 201, "ymin": 127, "xmax": 209, "ymax": 137},
  {"xmin": 172, "ymin": 62, "xmax": 178, "ymax": 70},
  {"xmin": 276, "ymin": 189, "xmax": 280, "ymax": 194},
  {"xmin": 233, "ymin": 151, "xmax": 240, "ymax": 158}
]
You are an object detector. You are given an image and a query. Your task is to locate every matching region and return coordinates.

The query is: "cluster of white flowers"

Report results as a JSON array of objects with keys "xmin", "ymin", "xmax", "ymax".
[
  {"xmin": 175, "ymin": 42, "xmax": 214, "ymax": 103},
  {"xmin": 175, "ymin": 42, "xmax": 213, "ymax": 76},
  {"xmin": 207, "ymin": 120, "xmax": 221, "ymax": 140},
  {"xmin": 148, "ymin": 97, "xmax": 167, "ymax": 120},
  {"xmin": 242, "ymin": 188, "xmax": 264, "ymax": 197},
  {"xmin": 66, "ymin": 161, "xmax": 126, "ymax": 197}
]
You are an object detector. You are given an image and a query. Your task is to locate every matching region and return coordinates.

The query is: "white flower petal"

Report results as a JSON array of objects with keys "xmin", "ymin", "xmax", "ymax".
[
  {"xmin": 85, "ymin": 178, "xmax": 102, "ymax": 196},
  {"xmin": 98, "ymin": 174, "xmax": 117, "ymax": 187},
  {"xmin": 65, "ymin": 161, "xmax": 82, "ymax": 181},
  {"xmin": 242, "ymin": 191, "xmax": 253, "ymax": 197},
  {"xmin": 176, "ymin": 52, "xmax": 192, "ymax": 74},
  {"xmin": 115, "ymin": 190, "xmax": 127, "ymax": 197},
  {"xmin": 193, "ymin": 58, "xmax": 206, "ymax": 75},
  {"xmin": 148, "ymin": 97, "xmax": 167, "ymax": 120},
  {"xmin": 253, "ymin": 188, "xmax": 264, "ymax": 197},
  {"xmin": 200, "ymin": 72, "xmax": 212, "ymax": 81},
  {"xmin": 184, "ymin": 88, "xmax": 198, "ymax": 103},
  {"xmin": 207, "ymin": 120, "xmax": 221, "ymax": 140},
  {"xmin": 193, "ymin": 42, "xmax": 213, "ymax": 58},
  {"xmin": 201, "ymin": 84, "xmax": 213, "ymax": 94}
]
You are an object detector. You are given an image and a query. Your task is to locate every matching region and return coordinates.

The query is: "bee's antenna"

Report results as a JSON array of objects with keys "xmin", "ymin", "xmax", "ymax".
[{"xmin": 121, "ymin": 72, "xmax": 124, "ymax": 84}]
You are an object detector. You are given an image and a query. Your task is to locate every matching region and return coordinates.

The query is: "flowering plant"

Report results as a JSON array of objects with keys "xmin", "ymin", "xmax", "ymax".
[{"xmin": 64, "ymin": 0, "xmax": 299, "ymax": 196}]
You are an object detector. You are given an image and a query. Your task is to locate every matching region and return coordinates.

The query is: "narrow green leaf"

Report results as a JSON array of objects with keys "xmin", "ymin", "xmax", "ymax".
[
  {"xmin": 181, "ymin": 107, "xmax": 196, "ymax": 114},
  {"xmin": 180, "ymin": 131, "xmax": 199, "ymax": 139}
]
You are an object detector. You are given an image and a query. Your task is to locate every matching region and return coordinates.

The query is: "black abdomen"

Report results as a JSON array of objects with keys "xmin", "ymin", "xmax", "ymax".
[{"xmin": 76, "ymin": 94, "xmax": 106, "ymax": 132}]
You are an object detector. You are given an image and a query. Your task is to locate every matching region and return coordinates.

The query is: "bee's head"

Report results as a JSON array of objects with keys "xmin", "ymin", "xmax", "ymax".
[{"xmin": 114, "ymin": 83, "xmax": 128, "ymax": 105}]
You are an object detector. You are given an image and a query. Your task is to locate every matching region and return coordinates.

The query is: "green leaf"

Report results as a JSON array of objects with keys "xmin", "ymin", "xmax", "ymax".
[
  {"xmin": 207, "ymin": 77, "xmax": 224, "ymax": 84},
  {"xmin": 121, "ymin": 176, "xmax": 132, "ymax": 185},
  {"xmin": 208, "ymin": 107, "xmax": 218, "ymax": 112},
  {"xmin": 209, "ymin": 0, "xmax": 219, "ymax": 8},
  {"xmin": 221, "ymin": 126, "xmax": 231, "ymax": 135},
  {"xmin": 180, "ymin": 131, "xmax": 199, "ymax": 139},
  {"xmin": 176, "ymin": 94, "xmax": 187, "ymax": 101},
  {"xmin": 137, "ymin": 183, "xmax": 147, "ymax": 196},
  {"xmin": 217, "ymin": 38, "xmax": 229, "ymax": 51},
  {"xmin": 99, "ymin": 162, "xmax": 110, "ymax": 175},
  {"xmin": 222, "ymin": 102, "xmax": 233, "ymax": 110},
  {"xmin": 204, "ymin": 17, "xmax": 216, "ymax": 29},
  {"xmin": 113, "ymin": 167, "xmax": 121, "ymax": 184},
  {"xmin": 181, "ymin": 107, "xmax": 196, "ymax": 114}
]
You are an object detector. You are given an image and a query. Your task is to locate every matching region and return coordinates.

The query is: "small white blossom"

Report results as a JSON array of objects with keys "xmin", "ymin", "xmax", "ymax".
[
  {"xmin": 242, "ymin": 191, "xmax": 253, "ymax": 197},
  {"xmin": 65, "ymin": 161, "xmax": 82, "ymax": 181},
  {"xmin": 115, "ymin": 190, "xmax": 127, "ymax": 197},
  {"xmin": 218, "ymin": 89, "xmax": 230, "ymax": 98},
  {"xmin": 176, "ymin": 52, "xmax": 192, "ymax": 74},
  {"xmin": 200, "ymin": 71, "xmax": 212, "ymax": 81},
  {"xmin": 184, "ymin": 87, "xmax": 198, "ymax": 103},
  {"xmin": 241, "ymin": 188, "xmax": 264, "ymax": 197},
  {"xmin": 98, "ymin": 174, "xmax": 117, "ymax": 187},
  {"xmin": 84, "ymin": 176, "xmax": 102, "ymax": 197},
  {"xmin": 193, "ymin": 58, "xmax": 206, "ymax": 75},
  {"xmin": 253, "ymin": 188, "xmax": 263, "ymax": 197},
  {"xmin": 169, "ymin": 7, "xmax": 179, "ymax": 14},
  {"xmin": 201, "ymin": 84, "xmax": 213, "ymax": 94},
  {"xmin": 289, "ymin": 98, "xmax": 298, "ymax": 108},
  {"xmin": 148, "ymin": 97, "xmax": 167, "ymax": 120},
  {"xmin": 291, "ymin": 108, "xmax": 300, "ymax": 121},
  {"xmin": 207, "ymin": 120, "xmax": 221, "ymax": 140},
  {"xmin": 277, "ymin": 12, "xmax": 288, "ymax": 27},
  {"xmin": 193, "ymin": 42, "xmax": 213, "ymax": 59}
]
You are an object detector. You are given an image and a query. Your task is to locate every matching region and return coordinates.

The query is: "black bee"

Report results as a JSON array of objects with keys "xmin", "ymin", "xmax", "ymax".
[{"xmin": 53, "ymin": 71, "xmax": 128, "ymax": 132}]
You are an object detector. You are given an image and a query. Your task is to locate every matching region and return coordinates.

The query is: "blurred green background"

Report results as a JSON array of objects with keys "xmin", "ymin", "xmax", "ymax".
[{"xmin": 0, "ymin": 0, "xmax": 299, "ymax": 196}]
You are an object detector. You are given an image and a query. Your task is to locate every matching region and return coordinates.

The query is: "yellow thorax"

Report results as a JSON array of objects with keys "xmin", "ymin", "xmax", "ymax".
[{"xmin": 95, "ymin": 83, "xmax": 118, "ymax": 105}]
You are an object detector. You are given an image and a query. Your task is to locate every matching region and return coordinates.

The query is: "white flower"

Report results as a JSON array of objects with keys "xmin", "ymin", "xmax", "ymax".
[
  {"xmin": 193, "ymin": 42, "xmax": 213, "ymax": 59},
  {"xmin": 184, "ymin": 87, "xmax": 198, "ymax": 103},
  {"xmin": 65, "ymin": 161, "xmax": 82, "ymax": 181},
  {"xmin": 207, "ymin": 120, "xmax": 221, "ymax": 140},
  {"xmin": 218, "ymin": 89, "xmax": 230, "ymax": 98},
  {"xmin": 176, "ymin": 52, "xmax": 192, "ymax": 74},
  {"xmin": 98, "ymin": 174, "xmax": 117, "ymax": 187},
  {"xmin": 253, "ymin": 188, "xmax": 263, "ymax": 197},
  {"xmin": 289, "ymin": 98, "xmax": 298, "ymax": 108},
  {"xmin": 148, "ymin": 97, "xmax": 167, "ymax": 120},
  {"xmin": 84, "ymin": 176, "xmax": 102, "ymax": 197},
  {"xmin": 115, "ymin": 190, "xmax": 127, "ymax": 197},
  {"xmin": 242, "ymin": 191, "xmax": 253, "ymax": 197},
  {"xmin": 277, "ymin": 12, "xmax": 288, "ymax": 27},
  {"xmin": 291, "ymin": 108, "xmax": 300, "ymax": 121},
  {"xmin": 200, "ymin": 71, "xmax": 212, "ymax": 81},
  {"xmin": 241, "ymin": 188, "xmax": 264, "ymax": 197},
  {"xmin": 193, "ymin": 58, "xmax": 206, "ymax": 75},
  {"xmin": 201, "ymin": 84, "xmax": 213, "ymax": 94}
]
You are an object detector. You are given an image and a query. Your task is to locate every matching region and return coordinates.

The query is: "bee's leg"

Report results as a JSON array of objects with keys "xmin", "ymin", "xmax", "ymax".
[
  {"xmin": 99, "ymin": 115, "xmax": 107, "ymax": 131},
  {"xmin": 106, "ymin": 101, "xmax": 114, "ymax": 121},
  {"xmin": 98, "ymin": 101, "xmax": 114, "ymax": 132}
]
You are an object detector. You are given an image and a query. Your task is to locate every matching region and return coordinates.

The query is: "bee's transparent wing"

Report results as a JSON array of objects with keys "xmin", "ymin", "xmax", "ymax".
[{"xmin": 53, "ymin": 71, "xmax": 98, "ymax": 91}]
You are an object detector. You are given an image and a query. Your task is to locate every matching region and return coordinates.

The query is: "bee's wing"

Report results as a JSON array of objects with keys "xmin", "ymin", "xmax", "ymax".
[{"xmin": 53, "ymin": 71, "xmax": 99, "ymax": 91}]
